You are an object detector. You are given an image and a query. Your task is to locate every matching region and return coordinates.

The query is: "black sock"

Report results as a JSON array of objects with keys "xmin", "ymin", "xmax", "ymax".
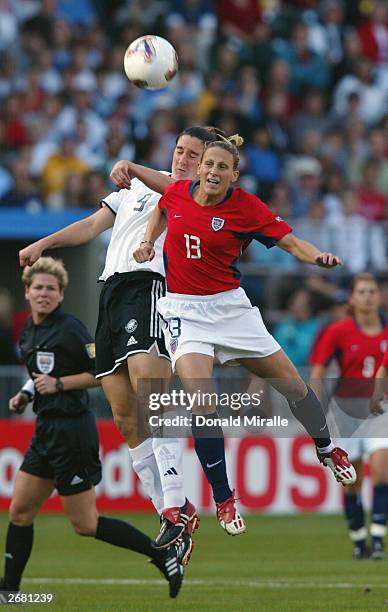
[
  {"xmin": 95, "ymin": 516, "xmax": 161, "ymax": 561},
  {"xmin": 344, "ymin": 493, "xmax": 365, "ymax": 533},
  {"xmin": 192, "ymin": 413, "xmax": 232, "ymax": 503},
  {"xmin": 4, "ymin": 523, "xmax": 34, "ymax": 590},
  {"xmin": 287, "ymin": 386, "xmax": 331, "ymax": 448}
]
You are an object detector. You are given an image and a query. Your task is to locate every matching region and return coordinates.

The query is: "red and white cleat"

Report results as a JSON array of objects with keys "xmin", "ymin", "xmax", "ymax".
[
  {"xmin": 216, "ymin": 490, "xmax": 246, "ymax": 535},
  {"xmin": 318, "ymin": 447, "xmax": 356, "ymax": 485},
  {"xmin": 185, "ymin": 499, "xmax": 200, "ymax": 536}
]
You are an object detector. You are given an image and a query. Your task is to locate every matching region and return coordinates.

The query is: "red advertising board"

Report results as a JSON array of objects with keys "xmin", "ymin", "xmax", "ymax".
[{"xmin": 0, "ymin": 420, "xmax": 368, "ymax": 513}]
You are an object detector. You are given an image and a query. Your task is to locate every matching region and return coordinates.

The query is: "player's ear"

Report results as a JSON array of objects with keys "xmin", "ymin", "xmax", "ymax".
[
  {"xmin": 231, "ymin": 170, "xmax": 239, "ymax": 183},
  {"xmin": 197, "ymin": 161, "xmax": 201, "ymax": 176}
]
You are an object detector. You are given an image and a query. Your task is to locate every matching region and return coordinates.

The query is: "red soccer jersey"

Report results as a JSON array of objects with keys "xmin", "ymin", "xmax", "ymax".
[
  {"xmin": 382, "ymin": 345, "xmax": 388, "ymax": 369},
  {"xmin": 310, "ymin": 317, "xmax": 388, "ymax": 397},
  {"xmin": 158, "ymin": 180, "xmax": 292, "ymax": 295}
]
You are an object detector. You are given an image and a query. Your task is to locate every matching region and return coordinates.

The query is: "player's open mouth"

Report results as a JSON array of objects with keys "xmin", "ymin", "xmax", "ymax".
[{"xmin": 206, "ymin": 178, "xmax": 219, "ymax": 185}]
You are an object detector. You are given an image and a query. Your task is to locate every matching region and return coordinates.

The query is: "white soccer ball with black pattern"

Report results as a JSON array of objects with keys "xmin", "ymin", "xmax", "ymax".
[{"xmin": 123, "ymin": 35, "xmax": 178, "ymax": 90}]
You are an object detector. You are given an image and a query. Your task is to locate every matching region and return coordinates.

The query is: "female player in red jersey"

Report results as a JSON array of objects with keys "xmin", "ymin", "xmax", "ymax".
[
  {"xmin": 310, "ymin": 273, "xmax": 388, "ymax": 560},
  {"xmin": 126, "ymin": 135, "xmax": 357, "ymax": 545},
  {"xmin": 370, "ymin": 344, "xmax": 388, "ymax": 416}
]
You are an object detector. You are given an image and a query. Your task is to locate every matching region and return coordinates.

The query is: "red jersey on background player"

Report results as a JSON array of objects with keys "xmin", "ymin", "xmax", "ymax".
[
  {"xmin": 371, "ymin": 343, "xmax": 388, "ymax": 416},
  {"xmin": 159, "ymin": 179, "xmax": 292, "ymax": 295},
  {"xmin": 310, "ymin": 315, "xmax": 388, "ymax": 399},
  {"xmin": 310, "ymin": 274, "xmax": 388, "ymax": 560}
]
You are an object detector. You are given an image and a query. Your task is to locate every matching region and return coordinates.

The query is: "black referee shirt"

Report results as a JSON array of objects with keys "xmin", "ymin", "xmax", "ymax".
[{"xmin": 19, "ymin": 306, "xmax": 95, "ymax": 416}]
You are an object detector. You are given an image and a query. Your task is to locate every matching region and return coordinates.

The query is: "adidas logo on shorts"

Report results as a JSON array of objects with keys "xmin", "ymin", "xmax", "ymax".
[{"xmin": 127, "ymin": 336, "xmax": 138, "ymax": 346}]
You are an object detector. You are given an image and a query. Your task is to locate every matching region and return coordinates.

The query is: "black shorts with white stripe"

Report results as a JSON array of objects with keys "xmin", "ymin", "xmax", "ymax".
[{"xmin": 95, "ymin": 271, "xmax": 169, "ymax": 378}]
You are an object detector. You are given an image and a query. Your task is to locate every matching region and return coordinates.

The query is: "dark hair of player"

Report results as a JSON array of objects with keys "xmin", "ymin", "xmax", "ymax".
[
  {"xmin": 203, "ymin": 134, "xmax": 244, "ymax": 170},
  {"xmin": 175, "ymin": 126, "xmax": 225, "ymax": 145}
]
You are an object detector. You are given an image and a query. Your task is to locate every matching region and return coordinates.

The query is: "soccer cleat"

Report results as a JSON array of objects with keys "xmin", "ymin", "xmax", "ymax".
[
  {"xmin": 371, "ymin": 538, "xmax": 386, "ymax": 560},
  {"xmin": 0, "ymin": 578, "xmax": 18, "ymax": 605},
  {"xmin": 184, "ymin": 499, "xmax": 200, "ymax": 536},
  {"xmin": 174, "ymin": 533, "xmax": 194, "ymax": 566},
  {"xmin": 216, "ymin": 489, "xmax": 246, "ymax": 536},
  {"xmin": 154, "ymin": 499, "xmax": 198, "ymax": 549},
  {"xmin": 149, "ymin": 545, "xmax": 184, "ymax": 598},
  {"xmin": 353, "ymin": 542, "xmax": 370, "ymax": 560},
  {"xmin": 317, "ymin": 447, "xmax": 356, "ymax": 485}
]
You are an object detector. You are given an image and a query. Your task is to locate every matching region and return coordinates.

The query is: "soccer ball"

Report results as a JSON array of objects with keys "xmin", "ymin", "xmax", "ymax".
[{"xmin": 123, "ymin": 35, "xmax": 178, "ymax": 90}]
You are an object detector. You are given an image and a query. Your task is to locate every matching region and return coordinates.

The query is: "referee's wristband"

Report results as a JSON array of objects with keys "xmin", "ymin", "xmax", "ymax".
[{"xmin": 21, "ymin": 379, "xmax": 35, "ymax": 401}]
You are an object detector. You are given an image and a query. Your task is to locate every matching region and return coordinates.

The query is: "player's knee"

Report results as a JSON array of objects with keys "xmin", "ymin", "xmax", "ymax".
[
  {"xmin": 70, "ymin": 517, "xmax": 96, "ymax": 537},
  {"xmin": 281, "ymin": 379, "xmax": 307, "ymax": 402},
  {"xmin": 113, "ymin": 412, "xmax": 136, "ymax": 439},
  {"xmin": 9, "ymin": 503, "xmax": 34, "ymax": 526}
]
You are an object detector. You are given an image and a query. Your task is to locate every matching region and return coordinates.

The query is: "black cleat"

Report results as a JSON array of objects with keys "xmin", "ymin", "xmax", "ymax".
[
  {"xmin": 353, "ymin": 542, "xmax": 370, "ymax": 560},
  {"xmin": 174, "ymin": 533, "xmax": 194, "ymax": 566},
  {"xmin": 0, "ymin": 578, "xmax": 18, "ymax": 605},
  {"xmin": 371, "ymin": 538, "xmax": 386, "ymax": 560},
  {"xmin": 150, "ymin": 546, "xmax": 184, "ymax": 598},
  {"xmin": 154, "ymin": 500, "xmax": 195, "ymax": 549}
]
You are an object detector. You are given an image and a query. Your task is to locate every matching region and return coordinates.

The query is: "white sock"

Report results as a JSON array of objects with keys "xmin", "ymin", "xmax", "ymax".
[
  {"xmin": 152, "ymin": 437, "xmax": 185, "ymax": 509},
  {"xmin": 128, "ymin": 438, "xmax": 164, "ymax": 514}
]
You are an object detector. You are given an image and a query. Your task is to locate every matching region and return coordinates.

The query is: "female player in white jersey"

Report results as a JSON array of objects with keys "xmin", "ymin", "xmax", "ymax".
[
  {"xmin": 128, "ymin": 135, "xmax": 358, "ymax": 545},
  {"xmin": 19, "ymin": 126, "xmax": 230, "ymax": 558}
]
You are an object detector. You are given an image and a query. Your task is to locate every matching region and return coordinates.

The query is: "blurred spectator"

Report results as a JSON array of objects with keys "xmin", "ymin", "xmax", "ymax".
[
  {"xmin": 308, "ymin": 0, "xmax": 347, "ymax": 65},
  {"xmin": 0, "ymin": 287, "xmax": 18, "ymax": 365},
  {"xmin": 328, "ymin": 189, "xmax": 387, "ymax": 272},
  {"xmin": 347, "ymin": 127, "xmax": 388, "ymax": 194},
  {"xmin": 290, "ymin": 89, "xmax": 330, "ymax": 151},
  {"xmin": 322, "ymin": 168, "xmax": 347, "ymax": 221},
  {"xmin": 275, "ymin": 22, "xmax": 331, "ymax": 94},
  {"xmin": 273, "ymin": 288, "xmax": 322, "ymax": 367},
  {"xmin": 293, "ymin": 199, "xmax": 331, "ymax": 252},
  {"xmin": 41, "ymin": 137, "xmax": 89, "ymax": 208},
  {"xmin": 0, "ymin": 159, "xmax": 43, "ymax": 211},
  {"xmin": 287, "ymin": 156, "xmax": 322, "ymax": 217},
  {"xmin": 357, "ymin": 158, "xmax": 386, "ymax": 221},
  {"xmin": 332, "ymin": 56, "xmax": 387, "ymax": 124},
  {"xmin": 357, "ymin": 0, "xmax": 388, "ymax": 66},
  {"xmin": 245, "ymin": 126, "xmax": 281, "ymax": 198},
  {"xmin": 217, "ymin": 0, "xmax": 262, "ymax": 41}
]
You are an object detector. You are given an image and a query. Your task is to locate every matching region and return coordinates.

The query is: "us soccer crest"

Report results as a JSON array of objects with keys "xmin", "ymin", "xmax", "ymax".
[
  {"xmin": 211, "ymin": 217, "xmax": 225, "ymax": 232},
  {"xmin": 170, "ymin": 339, "xmax": 178, "ymax": 354},
  {"xmin": 36, "ymin": 351, "xmax": 55, "ymax": 374}
]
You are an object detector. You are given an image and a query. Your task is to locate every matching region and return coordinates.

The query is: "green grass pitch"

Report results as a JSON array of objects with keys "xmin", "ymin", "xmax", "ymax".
[{"xmin": 1, "ymin": 513, "xmax": 388, "ymax": 611}]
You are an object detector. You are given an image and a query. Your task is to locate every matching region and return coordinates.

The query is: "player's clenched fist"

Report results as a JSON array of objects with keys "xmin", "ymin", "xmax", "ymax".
[
  {"xmin": 9, "ymin": 391, "xmax": 29, "ymax": 414},
  {"xmin": 110, "ymin": 160, "xmax": 132, "ymax": 189},
  {"xmin": 315, "ymin": 252, "xmax": 343, "ymax": 268},
  {"xmin": 133, "ymin": 241, "xmax": 155, "ymax": 263},
  {"xmin": 19, "ymin": 243, "xmax": 43, "ymax": 267}
]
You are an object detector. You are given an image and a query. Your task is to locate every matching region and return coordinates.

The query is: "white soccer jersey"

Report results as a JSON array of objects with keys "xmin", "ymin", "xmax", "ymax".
[{"xmin": 99, "ymin": 176, "xmax": 168, "ymax": 281}]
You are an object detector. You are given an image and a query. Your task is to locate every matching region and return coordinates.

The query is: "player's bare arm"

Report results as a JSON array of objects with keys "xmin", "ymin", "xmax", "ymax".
[
  {"xmin": 277, "ymin": 233, "xmax": 343, "ymax": 268},
  {"xmin": 370, "ymin": 364, "xmax": 388, "ymax": 415},
  {"xmin": 133, "ymin": 205, "xmax": 167, "ymax": 263},
  {"xmin": 110, "ymin": 160, "xmax": 173, "ymax": 194},
  {"xmin": 31, "ymin": 372, "xmax": 98, "ymax": 395},
  {"xmin": 19, "ymin": 207, "xmax": 115, "ymax": 267}
]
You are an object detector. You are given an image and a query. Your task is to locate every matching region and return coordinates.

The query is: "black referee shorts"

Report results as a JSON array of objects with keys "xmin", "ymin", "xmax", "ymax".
[
  {"xmin": 95, "ymin": 271, "xmax": 169, "ymax": 378},
  {"xmin": 20, "ymin": 410, "xmax": 102, "ymax": 496}
]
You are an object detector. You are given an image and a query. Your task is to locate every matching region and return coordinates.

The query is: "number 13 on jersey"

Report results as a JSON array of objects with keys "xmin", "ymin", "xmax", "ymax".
[{"xmin": 184, "ymin": 234, "xmax": 201, "ymax": 259}]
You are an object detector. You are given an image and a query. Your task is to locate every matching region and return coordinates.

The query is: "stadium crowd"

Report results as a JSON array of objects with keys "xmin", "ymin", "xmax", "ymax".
[{"xmin": 0, "ymin": 0, "xmax": 387, "ymax": 366}]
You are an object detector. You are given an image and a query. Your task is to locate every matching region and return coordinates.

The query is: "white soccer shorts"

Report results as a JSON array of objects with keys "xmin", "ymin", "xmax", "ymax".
[{"xmin": 157, "ymin": 287, "xmax": 281, "ymax": 370}]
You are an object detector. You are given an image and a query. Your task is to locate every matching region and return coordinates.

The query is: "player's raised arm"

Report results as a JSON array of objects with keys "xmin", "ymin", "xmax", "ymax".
[
  {"xmin": 133, "ymin": 204, "xmax": 167, "ymax": 263},
  {"xmin": 19, "ymin": 207, "xmax": 114, "ymax": 267},
  {"xmin": 110, "ymin": 160, "xmax": 173, "ymax": 194},
  {"xmin": 277, "ymin": 233, "xmax": 343, "ymax": 268}
]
